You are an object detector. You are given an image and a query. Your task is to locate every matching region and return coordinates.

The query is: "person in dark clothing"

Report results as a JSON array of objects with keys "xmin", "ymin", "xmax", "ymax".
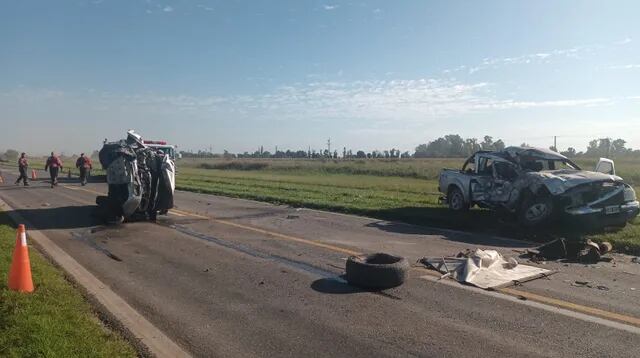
[
  {"xmin": 75, "ymin": 153, "xmax": 93, "ymax": 186},
  {"xmin": 44, "ymin": 152, "xmax": 63, "ymax": 188},
  {"xmin": 15, "ymin": 152, "xmax": 29, "ymax": 186}
]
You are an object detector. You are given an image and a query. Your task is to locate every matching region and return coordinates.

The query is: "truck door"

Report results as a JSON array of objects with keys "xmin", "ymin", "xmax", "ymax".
[
  {"xmin": 470, "ymin": 155, "xmax": 494, "ymax": 203},
  {"xmin": 488, "ymin": 161, "xmax": 518, "ymax": 202}
]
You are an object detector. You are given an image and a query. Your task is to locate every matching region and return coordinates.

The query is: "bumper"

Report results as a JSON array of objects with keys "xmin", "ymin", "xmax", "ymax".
[{"xmin": 565, "ymin": 200, "xmax": 640, "ymax": 226}]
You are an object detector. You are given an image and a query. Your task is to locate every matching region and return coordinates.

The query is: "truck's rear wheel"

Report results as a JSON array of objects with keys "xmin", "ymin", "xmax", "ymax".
[{"xmin": 448, "ymin": 187, "xmax": 469, "ymax": 211}]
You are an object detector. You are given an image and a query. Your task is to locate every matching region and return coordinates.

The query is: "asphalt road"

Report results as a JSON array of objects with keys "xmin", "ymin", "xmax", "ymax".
[{"xmin": 1, "ymin": 168, "xmax": 639, "ymax": 357}]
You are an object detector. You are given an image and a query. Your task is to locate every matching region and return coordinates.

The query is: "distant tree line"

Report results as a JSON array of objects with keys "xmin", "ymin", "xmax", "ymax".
[
  {"xmin": 177, "ymin": 135, "xmax": 639, "ymax": 160},
  {"xmin": 560, "ymin": 138, "xmax": 640, "ymax": 158},
  {"xmin": 414, "ymin": 135, "xmax": 506, "ymax": 158},
  {"xmin": 180, "ymin": 146, "xmax": 412, "ymax": 160}
]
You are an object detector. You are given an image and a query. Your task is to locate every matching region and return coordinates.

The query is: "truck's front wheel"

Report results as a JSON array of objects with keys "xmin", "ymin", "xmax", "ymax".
[
  {"xmin": 448, "ymin": 187, "xmax": 469, "ymax": 211},
  {"xmin": 518, "ymin": 195, "xmax": 553, "ymax": 227}
]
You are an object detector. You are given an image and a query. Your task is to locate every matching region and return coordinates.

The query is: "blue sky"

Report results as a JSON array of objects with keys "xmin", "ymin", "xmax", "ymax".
[{"xmin": 1, "ymin": 0, "xmax": 639, "ymax": 155}]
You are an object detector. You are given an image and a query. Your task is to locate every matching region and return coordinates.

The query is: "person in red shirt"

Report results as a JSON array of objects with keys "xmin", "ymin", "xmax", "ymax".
[
  {"xmin": 75, "ymin": 153, "xmax": 93, "ymax": 186},
  {"xmin": 14, "ymin": 152, "xmax": 29, "ymax": 186},
  {"xmin": 44, "ymin": 152, "xmax": 63, "ymax": 188}
]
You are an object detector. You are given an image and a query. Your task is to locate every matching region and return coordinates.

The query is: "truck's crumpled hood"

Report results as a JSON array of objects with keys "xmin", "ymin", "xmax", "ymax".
[{"xmin": 524, "ymin": 170, "xmax": 623, "ymax": 195}]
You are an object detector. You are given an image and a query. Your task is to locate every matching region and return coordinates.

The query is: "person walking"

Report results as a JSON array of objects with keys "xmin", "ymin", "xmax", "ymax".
[
  {"xmin": 14, "ymin": 152, "xmax": 29, "ymax": 186},
  {"xmin": 75, "ymin": 153, "xmax": 93, "ymax": 186},
  {"xmin": 44, "ymin": 152, "xmax": 63, "ymax": 188}
]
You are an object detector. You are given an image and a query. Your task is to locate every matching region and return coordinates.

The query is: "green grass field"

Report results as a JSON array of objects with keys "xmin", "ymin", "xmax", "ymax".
[
  {"xmin": 0, "ymin": 213, "xmax": 136, "ymax": 357},
  {"xmin": 176, "ymin": 157, "xmax": 640, "ymax": 254}
]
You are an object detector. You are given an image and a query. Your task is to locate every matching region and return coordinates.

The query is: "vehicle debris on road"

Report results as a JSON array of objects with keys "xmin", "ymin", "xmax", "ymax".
[
  {"xmin": 420, "ymin": 249, "xmax": 552, "ymax": 289},
  {"xmin": 522, "ymin": 238, "xmax": 613, "ymax": 264}
]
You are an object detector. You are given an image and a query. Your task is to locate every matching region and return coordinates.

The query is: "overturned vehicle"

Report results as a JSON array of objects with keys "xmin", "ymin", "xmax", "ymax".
[
  {"xmin": 97, "ymin": 131, "xmax": 175, "ymax": 224},
  {"xmin": 439, "ymin": 147, "xmax": 639, "ymax": 228}
]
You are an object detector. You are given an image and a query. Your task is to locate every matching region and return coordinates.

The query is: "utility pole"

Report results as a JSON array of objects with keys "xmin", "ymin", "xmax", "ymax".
[
  {"xmin": 553, "ymin": 136, "xmax": 557, "ymax": 151},
  {"xmin": 327, "ymin": 138, "xmax": 331, "ymax": 157}
]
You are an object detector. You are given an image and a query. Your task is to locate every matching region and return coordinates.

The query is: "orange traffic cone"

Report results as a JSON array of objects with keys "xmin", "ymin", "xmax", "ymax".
[
  {"xmin": 31, "ymin": 169, "xmax": 37, "ymax": 180},
  {"xmin": 8, "ymin": 224, "xmax": 34, "ymax": 293}
]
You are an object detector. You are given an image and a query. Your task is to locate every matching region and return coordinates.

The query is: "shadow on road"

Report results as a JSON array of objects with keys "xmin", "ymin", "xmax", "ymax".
[
  {"xmin": 365, "ymin": 206, "xmax": 616, "ymax": 247},
  {"xmin": 310, "ymin": 277, "xmax": 366, "ymax": 294},
  {"xmin": 6, "ymin": 205, "xmax": 100, "ymax": 230},
  {"xmin": 365, "ymin": 220, "xmax": 533, "ymax": 248},
  {"xmin": 0, "ymin": 185, "xmax": 53, "ymax": 191}
]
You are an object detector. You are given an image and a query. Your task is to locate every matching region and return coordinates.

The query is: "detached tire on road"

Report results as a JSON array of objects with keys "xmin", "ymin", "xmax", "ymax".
[{"xmin": 345, "ymin": 253, "xmax": 410, "ymax": 289}]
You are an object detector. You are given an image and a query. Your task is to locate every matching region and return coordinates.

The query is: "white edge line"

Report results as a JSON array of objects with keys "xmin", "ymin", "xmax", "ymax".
[
  {"xmin": 0, "ymin": 196, "xmax": 191, "ymax": 358},
  {"xmin": 419, "ymin": 274, "xmax": 640, "ymax": 335}
]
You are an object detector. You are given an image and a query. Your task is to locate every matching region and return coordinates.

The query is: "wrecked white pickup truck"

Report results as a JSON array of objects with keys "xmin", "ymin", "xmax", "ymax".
[{"xmin": 438, "ymin": 147, "xmax": 639, "ymax": 228}]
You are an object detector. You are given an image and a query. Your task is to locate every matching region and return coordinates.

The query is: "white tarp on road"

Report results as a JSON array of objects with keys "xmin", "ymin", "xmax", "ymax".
[{"xmin": 422, "ymin": 249, "xmax": 552, "ymax": 289}]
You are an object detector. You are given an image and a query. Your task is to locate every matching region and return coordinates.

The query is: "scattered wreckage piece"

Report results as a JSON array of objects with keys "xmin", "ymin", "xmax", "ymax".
[
  {"xmin": 522, "ymin": 238, "xmax": 613, "ymax": 264},
  {"xmin": 96, "ymin": 130, "xmax": 176, "ymax": 224},
  {"xmin": 420, "ymin": 249, "xmax": 553, "ymax": 290},
  {"xmin": 345, "ymin": 253, "xmax": 409, "ymax": 289},
  {"xmin": 438, "ymin": 146, "xmax": 639, "ymax": 228}
]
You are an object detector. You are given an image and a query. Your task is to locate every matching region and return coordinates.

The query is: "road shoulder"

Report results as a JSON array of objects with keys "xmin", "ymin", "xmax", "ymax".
[{"xmin": 0, "ymin": 195, "xmax": 190, "ymax": 358}]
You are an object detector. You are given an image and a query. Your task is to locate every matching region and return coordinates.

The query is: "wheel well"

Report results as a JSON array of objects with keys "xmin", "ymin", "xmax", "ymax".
[
  {"xmin": 519, "ymin": 187, "xmax": 552, "ymax": 207},
  {"xmin": 447, "ymin": 184, "xmax": 461, "ymax": 195}
]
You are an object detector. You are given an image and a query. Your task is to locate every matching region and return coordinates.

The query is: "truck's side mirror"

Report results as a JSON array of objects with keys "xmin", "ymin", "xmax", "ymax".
[{"xmin": 595, "ymin": 158, "xmax": 615, "ymax": 175}]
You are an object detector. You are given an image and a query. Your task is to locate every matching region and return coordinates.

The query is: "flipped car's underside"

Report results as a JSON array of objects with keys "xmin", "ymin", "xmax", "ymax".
[{"xmin": 96, "ymin": 132, "xmax": 175, "ymax": 224}]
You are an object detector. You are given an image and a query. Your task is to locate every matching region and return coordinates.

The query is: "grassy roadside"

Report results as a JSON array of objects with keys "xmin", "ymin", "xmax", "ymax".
[{"xmin": 0, "ymin": 212, "xmax": 136, "ymax": 357}]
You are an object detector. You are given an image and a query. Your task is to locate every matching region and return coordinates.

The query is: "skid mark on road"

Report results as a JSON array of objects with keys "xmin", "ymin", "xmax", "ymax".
[
  {"xmin": 164, "ymin": 222, "xmax": 341, "ymax": 279},
  {"xmin": 71, "ymin": 231, "xmax": 123, "ymax": 262}
]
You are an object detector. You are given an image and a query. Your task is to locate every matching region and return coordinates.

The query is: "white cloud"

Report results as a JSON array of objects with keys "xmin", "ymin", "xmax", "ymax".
[
  {"xmin": 323, "ymin": 5, "xmax": 338, "ymax": 10},
  {"xmin": 473, "ymin": 98, "xmax": 613, "ymax": 110},
  {"xmin": 197, "ymin": 4, "xmax": 214, "ymax": 11},
  {"xmin": 373, "ymin": 8, "xmax": 382, "ymax": 14},
  {"xmin": 609, "ymin": 64, "xmax": 640, "ymax": 70},
  {"xmin": 163, "ymin": 6, "xmax": 173, "ymax": 12},
  {"xmin": 5, "ymin": 80, "xmax": 618, "ymax": 123},
  {"xmin": 614, "ymin": 37, "xmax": 632, "ymax": 45},
  {"xmin": 446, "ymin": 39, "xmax": 630, "ymax": 75}
]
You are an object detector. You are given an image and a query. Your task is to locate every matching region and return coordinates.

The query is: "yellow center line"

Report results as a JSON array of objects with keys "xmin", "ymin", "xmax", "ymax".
[
  {"xmin": 170, "ymin": 208, "xmax": 209, "ymax": 220},
  {"xmin": 60, "ymin": 184, "xmax": 640, "ymax": 327},
  {"xmin": 168, "ymin": 211, "xmax": 187, "ymax": 217},
  {"xmin": 211, "ymin": 216, "xmax": 361, "ymax": 256},
  {"xmin": 498, "ymin": 287, "xmax": 640, "ymax": 327}
]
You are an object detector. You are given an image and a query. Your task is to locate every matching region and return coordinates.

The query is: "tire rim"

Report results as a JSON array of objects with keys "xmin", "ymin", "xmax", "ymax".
[
  {"xmin": 451, "ymin": 192, "xmax": 463, "ymax": 210},
  {"xmin": 525, "ymin": 202, "xmax": 549, "ymax": 222}
]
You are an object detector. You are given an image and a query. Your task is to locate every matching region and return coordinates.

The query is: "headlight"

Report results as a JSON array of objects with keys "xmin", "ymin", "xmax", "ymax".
[{"xmin": 624, "ymin": 186, "xmax": 637, "ymax": 202}]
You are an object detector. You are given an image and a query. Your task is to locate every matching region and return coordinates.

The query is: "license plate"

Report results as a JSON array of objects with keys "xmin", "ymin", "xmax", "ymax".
[{"xmin": 605, "ymin": 205, "xmax": 621, "ymax": 215}]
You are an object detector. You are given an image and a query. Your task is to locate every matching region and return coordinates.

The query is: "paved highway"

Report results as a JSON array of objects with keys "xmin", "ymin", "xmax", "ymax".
[{"xmin": 0, "ymin": 168, "xmax": 639, "ymax": 357}]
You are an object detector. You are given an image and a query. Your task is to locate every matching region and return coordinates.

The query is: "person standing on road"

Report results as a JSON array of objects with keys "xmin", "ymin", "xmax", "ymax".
[
  {"xmin": 14, "ymin": 152, "xmax": 29, "ymax": 186},
  {"xmin": 75, "ymin": 153, "xmax": 92, "ymax": 186},
  {"xmin": 44, "ymin": 152, "xmax": 63, "ymax": 188}
]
